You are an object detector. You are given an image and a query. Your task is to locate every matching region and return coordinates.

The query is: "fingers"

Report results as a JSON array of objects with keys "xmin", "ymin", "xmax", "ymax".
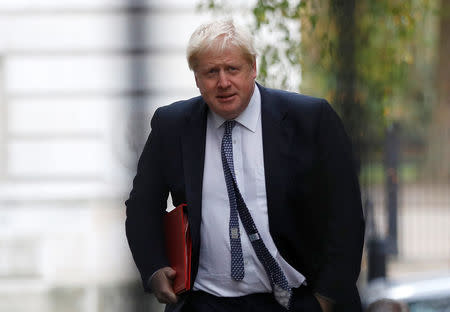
[
  {"xmin": 150, "ymin": 267, "xmax": 179, "ymax": 304},
  {"xmin": 314, "ymin": 293, "xmax": 334, "ymax": 312},
  {"xmin": 165, "ymin": 267, "xmax": 177, "ymax": 280},
  {"xmin": 155, "ymin": 287, "xmax": 178, "ymax": 305}
]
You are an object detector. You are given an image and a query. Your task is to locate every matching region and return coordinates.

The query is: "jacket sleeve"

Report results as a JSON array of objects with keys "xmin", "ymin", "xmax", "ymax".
[
  {"xmin": 313, "ymin": 100, "xmax": 365, "ymax": 303},
  {"xmin": 125, "ymin": 108, "xmax": 170, "ymax": 292}
]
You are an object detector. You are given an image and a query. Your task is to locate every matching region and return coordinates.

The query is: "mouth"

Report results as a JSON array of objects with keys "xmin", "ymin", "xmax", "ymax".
[{"xmin": 216, "ymin": 94, "xmax": 236, "ymax": 101}]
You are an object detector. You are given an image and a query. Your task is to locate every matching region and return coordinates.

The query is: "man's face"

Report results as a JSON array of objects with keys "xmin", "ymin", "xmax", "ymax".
[{"xmin": 194, "ymin": 46, "xmax": 257, "ymax": 120}]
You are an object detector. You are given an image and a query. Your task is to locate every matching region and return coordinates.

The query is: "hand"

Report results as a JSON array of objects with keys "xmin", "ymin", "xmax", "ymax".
[
  {"xmin": 150, "ymin": 267, "xmax": 178, "ymax": 304},
  {"xmin": 314, "ymin": 293, "xmax": 333, "ymax": 312}
]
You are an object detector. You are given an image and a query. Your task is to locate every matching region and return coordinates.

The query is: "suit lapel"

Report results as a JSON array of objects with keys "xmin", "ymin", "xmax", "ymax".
[
  {"xmin": 181, "ymin": 98, "xmax": 207, "ymax": 282},
  {"xmin": 259, "ymin": 84, "xmax": 292, "ymax": 232}
]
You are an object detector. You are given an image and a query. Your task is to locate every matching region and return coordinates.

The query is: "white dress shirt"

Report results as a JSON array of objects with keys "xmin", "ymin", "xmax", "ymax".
[{"xmin": 193, "ymin": 85, "xmax": 305, "ymax": 296}]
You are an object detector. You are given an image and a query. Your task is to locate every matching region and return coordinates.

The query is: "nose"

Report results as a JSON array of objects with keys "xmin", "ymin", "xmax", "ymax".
[{"xmin": 217, "ymin": 70, "xmax": 231, "ymax": 88}]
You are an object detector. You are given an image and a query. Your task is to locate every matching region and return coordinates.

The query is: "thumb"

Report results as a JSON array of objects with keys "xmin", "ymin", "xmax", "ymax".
[{"xmin": 165, "ymin": 267, "xmax": 177, "ymax": 280}]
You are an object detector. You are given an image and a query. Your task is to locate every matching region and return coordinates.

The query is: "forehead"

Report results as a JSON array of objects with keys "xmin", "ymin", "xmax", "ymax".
[{"xmin": 196, "ymin": 46, "xmax": 248, "ymax": 68}]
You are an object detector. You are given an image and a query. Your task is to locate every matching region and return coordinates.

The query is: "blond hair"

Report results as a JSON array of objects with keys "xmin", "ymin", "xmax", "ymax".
[{"xmin": 186, "ymin": 19, "xmax": 257, "ymax": 71}]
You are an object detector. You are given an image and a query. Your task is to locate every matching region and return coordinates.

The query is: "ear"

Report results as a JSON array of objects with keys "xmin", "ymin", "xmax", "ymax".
[
  {"xmin": 251, "ymin": 60, "xmax": 257, "ymax": 79},
  {"xmin": 195, "ymin": 73, "xmax": 200, "ymax": 88}
]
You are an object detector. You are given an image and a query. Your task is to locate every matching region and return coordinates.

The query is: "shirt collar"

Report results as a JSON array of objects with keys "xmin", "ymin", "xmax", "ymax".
[{"xmin": 210, "ymin": 83, "xmax": 261, "ymax": 133}]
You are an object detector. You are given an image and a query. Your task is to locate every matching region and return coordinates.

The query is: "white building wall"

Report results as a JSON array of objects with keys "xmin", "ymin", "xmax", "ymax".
[{"xmin": 0, "ymin": 1, "xmax": 244, "ymax": 311}]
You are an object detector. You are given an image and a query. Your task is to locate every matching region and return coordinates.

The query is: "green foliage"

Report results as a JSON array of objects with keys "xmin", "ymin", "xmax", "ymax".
[{"xmin": 199, "ymin": 0, "xmax": 438, "ymax": 163}]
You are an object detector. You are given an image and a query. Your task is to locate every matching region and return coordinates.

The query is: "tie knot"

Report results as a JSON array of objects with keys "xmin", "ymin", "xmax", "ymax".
[{"xmin": 224, "ymin": 120, "xmax": 236, "ymax": 135}]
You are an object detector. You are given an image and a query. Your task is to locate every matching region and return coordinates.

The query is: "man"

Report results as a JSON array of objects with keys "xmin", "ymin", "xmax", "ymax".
[{"xmin": 126, "ymin": 20, "xmax": 365, "ymax": 312}]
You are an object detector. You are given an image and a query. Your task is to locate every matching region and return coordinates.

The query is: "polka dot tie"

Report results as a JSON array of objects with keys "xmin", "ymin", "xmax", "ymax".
[
  {"xmin": 221, "ymin": 120, "xmax": 292, "ymax": 310},
  {"xmin": 221, "ymin": 120, "xmax": 245, "ymax": 281}
]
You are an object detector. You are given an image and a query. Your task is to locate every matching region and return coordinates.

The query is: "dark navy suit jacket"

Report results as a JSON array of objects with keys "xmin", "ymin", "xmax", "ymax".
[{"xmin": 125, "ymin": 84, "xmax": 365, "ymax": 311}]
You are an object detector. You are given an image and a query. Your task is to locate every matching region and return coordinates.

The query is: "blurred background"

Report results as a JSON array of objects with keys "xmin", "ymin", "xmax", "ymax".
[{"xmin": 0, "ymin": 0, "xmax": 448, "ymax": 311}]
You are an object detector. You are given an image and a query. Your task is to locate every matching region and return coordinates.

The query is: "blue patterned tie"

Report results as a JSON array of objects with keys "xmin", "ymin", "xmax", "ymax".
[
  {"xmin": 221, "ymin": 120, "xmax": 292, "ymax": 310},
  {"xmin": 221, "ymin": 120, "xmax": 245, "ymax": 281}
]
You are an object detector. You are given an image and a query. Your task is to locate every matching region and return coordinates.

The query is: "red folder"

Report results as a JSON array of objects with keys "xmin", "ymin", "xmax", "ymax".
[{"xmin": 164, "ymin": 203, "xmax": 192, "ymax": 294}]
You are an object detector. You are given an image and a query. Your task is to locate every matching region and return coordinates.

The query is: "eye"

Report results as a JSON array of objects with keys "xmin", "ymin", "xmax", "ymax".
[{"xmin": 204, "ymin": 68, "xmax": 218, "ymax": 77}]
